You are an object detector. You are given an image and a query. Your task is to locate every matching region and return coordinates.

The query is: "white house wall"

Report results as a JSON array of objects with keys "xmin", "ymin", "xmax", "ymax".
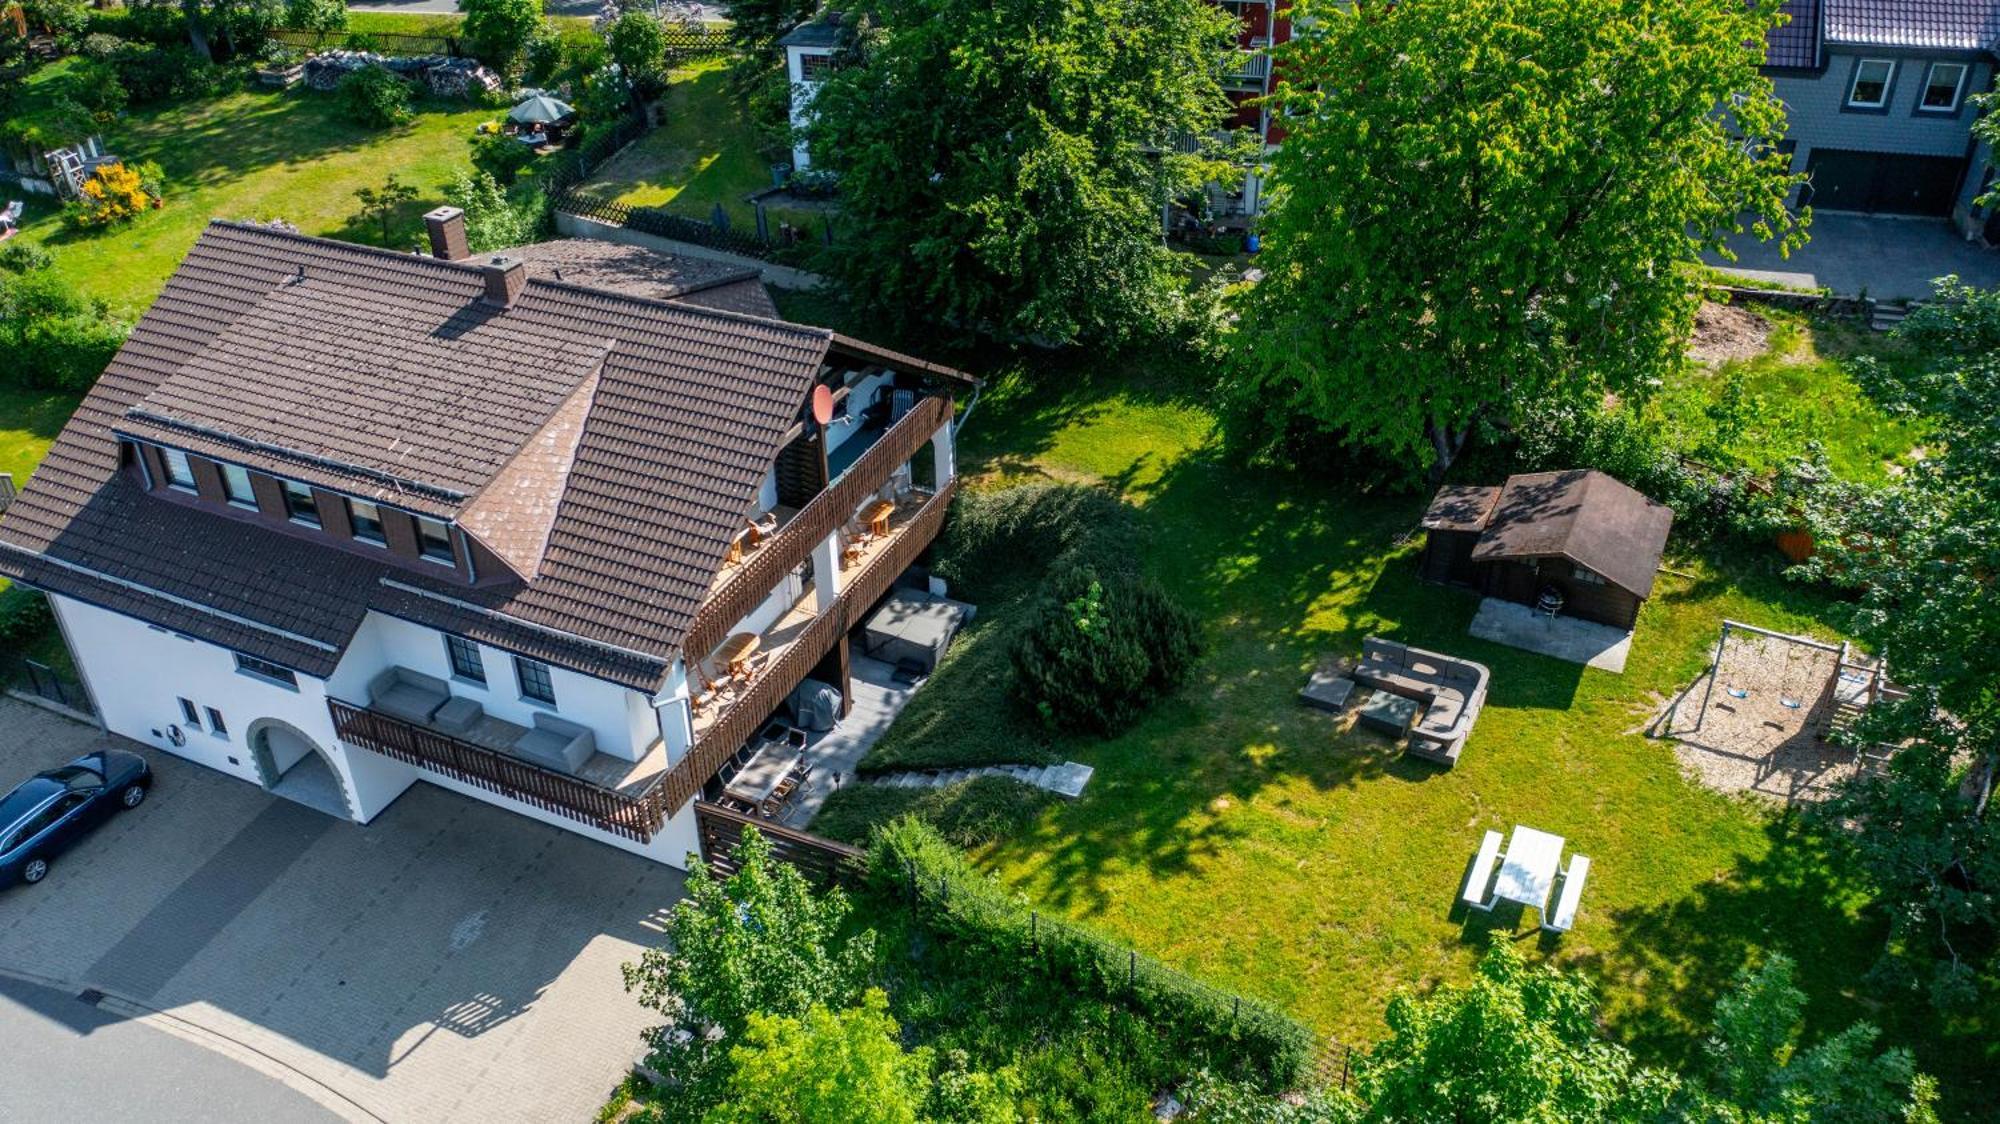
[{"xmin": 337, "ymin": 612, "xmax": 660, "ymax": 763}]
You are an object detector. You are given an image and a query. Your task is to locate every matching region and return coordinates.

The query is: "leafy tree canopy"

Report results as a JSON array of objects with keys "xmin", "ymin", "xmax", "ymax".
[
  {"xmin": 442, "ymin": 170, "xmax": 543, "ymax": 253},
  {"xmin": 806, "ymin": 0, "xmax": 1246, "ymax": 346},
  {"xmin": 1229, "ymin": 0, "xmax": 1802, "ymax": 482},
  {"xmin": 1798, "ymin": 279, "xmax": 2000, "ymax": 1011},
  {"xmin": 622, "ymin": 827, "xmax": 876, "ymax": 1116},
  {"xmin": 461, "ymin": 0, "xmax": 543, "ymax": 72},
  {"xmin": 720, "ymin": 0, "xmax": 815, "ymax": 58},
  {"xmin": 705, "ymin": 990, "xmax": 929, "ymax": 1124}
]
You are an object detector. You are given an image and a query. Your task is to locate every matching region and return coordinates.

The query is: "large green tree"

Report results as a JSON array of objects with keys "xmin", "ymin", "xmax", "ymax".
[
  {"xmin": 622, "ymin": 827, "xmax": 875, "ymax": 1117},
  {"xmin": 462, "ymin": 0, "xmax": 543, "ymax": 73},
  {"xmin": 1230, "ymin": 0, "xmax": 1803, "ymax": 482},
  {"xmin": 804, "ymin": 0, "xmax": 1243, "ymax": 346},
  {"xmin": 1799, "ymin": 280, "xmax": 2000, "ymax": 1011}
]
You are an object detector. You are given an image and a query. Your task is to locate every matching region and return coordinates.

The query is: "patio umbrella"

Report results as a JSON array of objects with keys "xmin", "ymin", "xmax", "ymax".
[{"xmin": 507, "ymin": 95, "xmax": 576, "ymax": 126}]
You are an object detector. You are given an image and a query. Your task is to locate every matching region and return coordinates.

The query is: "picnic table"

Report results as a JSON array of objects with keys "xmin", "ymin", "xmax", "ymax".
[
  {"xmin": 718, "ymin": 632, "xmax": 761, "ymax": 678},
  {"xmin": 724, "ymin": 743, "xmax": 799, "ymax": 807},
  {"xmin": 861, "ymin": 498, "xmax": 896, "ymax": 539},
  {"xmin": 1493, "ymin": 825, "xmax": 1565, "ymax": 912}
]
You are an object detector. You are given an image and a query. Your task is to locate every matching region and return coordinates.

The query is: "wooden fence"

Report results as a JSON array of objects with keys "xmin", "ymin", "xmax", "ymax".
[
  {"xmin": 329, "ymin": 699, "xmax": 671, "ymax": 842},
  {"xmin": 693, "ymin": 799, "xmax": 864, "ymax": 886}
]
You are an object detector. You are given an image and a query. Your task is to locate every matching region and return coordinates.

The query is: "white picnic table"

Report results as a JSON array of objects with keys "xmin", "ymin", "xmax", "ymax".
[
  {"xmin": 1492, "ymin": 825, "xmax": 1565, "ymax": 912},
  {"xmin": 723, "ymin": 744, "xmax": 798, "ymax": 807}
]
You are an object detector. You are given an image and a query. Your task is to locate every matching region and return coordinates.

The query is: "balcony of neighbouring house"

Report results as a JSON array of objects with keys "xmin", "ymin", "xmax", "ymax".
[
  {"xmin": 328, "ymin": 683, "xmax": 672, "ymax": 842},
  {"xmin": 1223, "ymin": 47, "xmax": 1271, "ymax": 88}
]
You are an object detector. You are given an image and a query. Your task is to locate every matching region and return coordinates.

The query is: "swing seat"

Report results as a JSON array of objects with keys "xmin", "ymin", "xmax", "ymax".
[
  {"xmin": 1780, "ymin": 698, "xmax": 1802, "ymax": 709},
  {"xmin": 1726, "ymin": 687, "xmax": 1749, "ymax": 699}
]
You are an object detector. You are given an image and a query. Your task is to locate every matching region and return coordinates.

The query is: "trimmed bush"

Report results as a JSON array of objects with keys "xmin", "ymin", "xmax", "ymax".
[
  {"xmin": 112, "ymin": 44, "xmax": 233, "ymax": 104},
  {"xmin": 1012, "ymin": 560, "xmax": 1201, "ymax": 735},
  {"xmin": 866, "ymin": 818, "xmax": 1316, "ymax": 1093},
  {"xmin": 812, "ymin": 775, "xmax": 1056, "ymax": 847},
  {"xmin": 0, "ymin": 257, "xmax": 129, "ymax": 392},
  {"xmin": 932, "ymin": 483, "xmax": 1141, "ymax": 601},
  {"xmin": 336, "ymin": 64, "xmax": 412, "ymax": 127},
  {"xmin": 0, "ymin": 586, "xmax": 55, "ymax": 651}
]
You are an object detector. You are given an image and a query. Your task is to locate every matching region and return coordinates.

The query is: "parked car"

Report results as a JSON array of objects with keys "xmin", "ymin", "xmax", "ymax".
[{"xmin": 0, "ymin": 749, "xmax": 151, "ymax": 888}]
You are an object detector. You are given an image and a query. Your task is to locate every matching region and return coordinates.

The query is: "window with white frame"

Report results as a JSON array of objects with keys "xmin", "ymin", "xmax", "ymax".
[
  {"xmin": 348, "ymin": 499, "xmax": 387, "ymax": 546},
  {"xmin": 1847, "ymin": 58, "xmax": 1894, "ymax": 108},
  {"xmin": 417, "ymin": 516, "xmax": 455, "ymax": 564},
  {"xmin": 220, "ymin": 462, "xmax": 257, "ymax": 509},
  {"xmin": 234, "ymin": 652, "xmax": 298, "ymax": 689},
  {"xmin": 162, "ymin": 448, "xmax": 197, "ymax": 492},
  {"xmin": 445, "ymin": 634, "xmax": 485, "ymax": 684},
  {"xmin": 514, "ymin": 655, "xmax": 556, "ymax": 706},
  {"xmin": 283, "ymin": 479, "xmax": 321, "ymax": 527},
  {"xmin": 799, "ymin": 52, "xmax": 832, "ymax": 81},
  {"xmin": 1920, "ymin": 61, "xmax": 1967, "ymax": 111}
]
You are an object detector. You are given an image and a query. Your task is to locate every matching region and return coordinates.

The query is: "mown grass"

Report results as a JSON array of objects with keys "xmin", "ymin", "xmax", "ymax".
[
  {"xmin": 577, "ymin": 58, "xmax": 825, "ymax": 233},
  {"xmin": 1650, "ymin": 309, "xmax": 1925, "ymax": 481},
  {"xmin": 812, "ymin": 775, "xmax": 1058, "ymax": 847},
  {"xmin": 772, "ymin": 295, "xmax": 1989, "ymax": 1114},
  {"xmin": 13, "ymin": 79, "xmax": 491, "ymax": 313}
]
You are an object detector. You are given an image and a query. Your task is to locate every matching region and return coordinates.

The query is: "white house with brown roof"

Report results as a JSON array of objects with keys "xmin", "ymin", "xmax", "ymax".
[{"xmin": 0, "ymin": 210, "xmax": 973, "ymax": 867}]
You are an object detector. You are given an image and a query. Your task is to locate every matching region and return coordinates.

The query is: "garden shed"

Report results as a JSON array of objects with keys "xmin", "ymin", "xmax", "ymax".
[{"xmin": 1419, "ymin": 469, "xmax": 1673, "ymax": 631}]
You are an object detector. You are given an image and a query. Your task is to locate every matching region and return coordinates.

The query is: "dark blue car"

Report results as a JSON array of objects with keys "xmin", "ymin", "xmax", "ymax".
[{"xmin": 0, "ymin": 749, "xmax": 151, "ymax": 887}]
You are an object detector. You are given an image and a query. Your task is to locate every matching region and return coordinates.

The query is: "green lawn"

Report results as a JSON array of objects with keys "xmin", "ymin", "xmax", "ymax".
[
  {"xmin": 14, "ymin": 75, "xmax": 491, "ymax": 313},
  {"xmin": 769, "ymin": 297, "xmax": 1989, "ymax": 1110},
  {"xmin": 1651, "ymin": 308, "xmax": 1925, "ymax": 481},
  {"xmin": 578, "ymin": 58, "xmax": 824, "ymax": 233}
]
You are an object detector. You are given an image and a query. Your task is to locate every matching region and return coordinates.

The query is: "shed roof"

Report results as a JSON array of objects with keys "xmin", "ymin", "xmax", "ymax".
[
  {"xmin": 1468, "ymin": 470, "xmax": 1674, "ymax": 599},
  {"xmin": 1419, "ymin": 485, "xmax": 1501, "ymax": 533}
]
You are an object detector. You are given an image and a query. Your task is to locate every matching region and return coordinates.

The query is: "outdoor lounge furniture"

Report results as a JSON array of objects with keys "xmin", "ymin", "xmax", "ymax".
[
  {"xmin": 1543, "ymin": 855, "xmax": 1591, "ymax": 934},
  {"xmin": 1297, "ymin": 670, "xmax": 1357, "ymax": 713},
  {"xmin": 1354, "ymin": 690, "xmax": 1421, "ymax": 736},
  {"xmin": 511, "ymin": 712, "xmax": 596, "ymax": 772},
  {"xmin": 368, "ymin": 667, "xmax": 451, "ymax": 724},
  {"xmin": 1462, "ymin": 829, "xmax": 1503, "ymax": 911},
  {"xmin": 1350, "ymin": 636, "xmax": 1490, "ymax": 766},
  {"xmin": 433, "ymin": 695, "xmax": 484, "ymax": 735}
]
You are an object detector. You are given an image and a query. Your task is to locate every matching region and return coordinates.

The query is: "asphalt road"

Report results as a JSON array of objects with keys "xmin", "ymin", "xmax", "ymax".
[{"xmin": 0, "ymin": 973, "xmax": 341, "ymax": 1122}]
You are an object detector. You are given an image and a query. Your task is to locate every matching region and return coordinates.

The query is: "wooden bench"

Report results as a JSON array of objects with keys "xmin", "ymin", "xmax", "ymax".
[
  {"xmin": 1462, "ymin": 829, "xmax": 1503, "ymax": 911},
  {"xmin": 1542, "ymin": 855, "xmax": 1590, "ymax": 933}
]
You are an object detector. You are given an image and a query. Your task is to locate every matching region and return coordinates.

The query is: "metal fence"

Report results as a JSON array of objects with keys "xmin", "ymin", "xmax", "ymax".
[
  {"xmin": 268, "ymin": 22, "xmax": 727, "ymax": 64},
  {"xmin": 553, "ymin": 186, "xmax": 830, "ymax": 264},
  {"xmin": 9, "ymin": 658, "xmax": 93, "ymax": 716}
]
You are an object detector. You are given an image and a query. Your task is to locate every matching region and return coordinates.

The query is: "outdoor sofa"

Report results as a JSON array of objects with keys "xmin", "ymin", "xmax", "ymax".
[{"xmin": 1351, "ymin": 636, "xmax": 1490, "ymax": 766}]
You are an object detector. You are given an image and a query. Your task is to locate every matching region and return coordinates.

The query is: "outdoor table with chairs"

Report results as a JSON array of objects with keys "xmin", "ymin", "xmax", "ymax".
[
  {"xmin": 861, "ymin": 498, "xmax": 896, "ymax": 539},
  {"xmin": 718, "ymin": 632, "xmax": 762, "ymax": 681},
  {"xmin": 722, "ymin": 742, "xmax": 811, "ymax": 818},
  {"xmin": 1461, "ymin": 823, "xmax": 1591, "ymax": 933}
]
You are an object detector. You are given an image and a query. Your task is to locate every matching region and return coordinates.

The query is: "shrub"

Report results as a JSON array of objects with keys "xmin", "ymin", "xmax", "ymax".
[
  {"xmin": 337, "ymin": 65, "xmax": 412, "ymax": 128},
  {"xmin": 867, "ymin": 818, "xmax": 1316, "ymax": 1093},
  {"xmin": 112, "ymin": 44, "xmax": 231, "ymax": 104},
  {"xmin": 786, "ymin": 167, "xmax": 839, "ymax": 200},
  {"xmin": 521, "ymin": 26, "xmax": 603, "ymax": 86},
  {"xmin": 469, "ymin": 130, "xmax": 536, "ymax": 187},
  {"xmin": 65, "ymin": 160, "xmax": 162, "ymax": 229},
  {"xmin": 0, "ymin": 586, "xmax": 56, "ymax": 651},
  {"xmin": 932, "ymin": 483, "xmax": 1141, "ymax": 601},
  {"xmin": 283, "ymin": 0, "xmax": 347, "ymax": 34},
  {"xmin": 80, "ymin": 31, "xmax": 128, "ymax": 59},
  {"xmin": 461, "ymin": 0, "xmax": 542, "ymax": 72},
  {"xmin": 25, "ymin": 0, "xmax": 89, "ymax": 42},
  {"xmin": 0, "ymin": 252, "xmax": 128, "ymax": 392},
  {"xmin": 115, "ymin": 2, "xmax": 188, "ymax": 46},
  {"xmin": 442, "ymin": 170, "xmax": 544, "ymax": 252},
  {"xmin": 1012, "ymin": 560, "xmax": 1201, "ymax": 735}
]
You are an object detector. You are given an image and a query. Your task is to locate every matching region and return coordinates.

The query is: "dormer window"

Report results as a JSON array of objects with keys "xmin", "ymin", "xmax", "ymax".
[
  {"xmin": 417, "ymin": 516, "xmax": 455, "ymax": 565},
  {"xmin": 349, "ymin": 499, "xmax": 388, "ymax": 546},
  {"xmin": 283, "ymin": 480, "xmax": 321, "ymax": 527},
  {"xmin": 162, "ymin": 448, "xmax": 197, "ymax": 492},
  {"xmin": 220, "ymin": 463, "xmax": 257, "ymax": 509}
]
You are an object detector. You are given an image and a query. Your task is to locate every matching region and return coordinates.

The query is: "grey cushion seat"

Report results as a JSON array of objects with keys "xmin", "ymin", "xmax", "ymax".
[
  {"xmin": 368, "ymin": 667, "xmax": 451, "ymax": 724},
  {"xmin": 511, "ymin": 712, "xmax": 596, "ymax": 772}
]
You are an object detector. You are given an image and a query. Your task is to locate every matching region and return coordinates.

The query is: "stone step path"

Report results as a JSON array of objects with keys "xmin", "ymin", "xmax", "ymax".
[{"xmin": 871, "ymin": 761, "xmax": 1094, "ymax": 799}]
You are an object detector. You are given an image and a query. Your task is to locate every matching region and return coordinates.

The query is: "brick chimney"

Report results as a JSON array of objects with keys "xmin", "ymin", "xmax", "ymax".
[
  {"xmin": 423, "ymin": 206, "xmax": 470, "ymax": 262},
  {"xmin": 482, "ymin": 256, "xmax": 527, "ymax": 309}
]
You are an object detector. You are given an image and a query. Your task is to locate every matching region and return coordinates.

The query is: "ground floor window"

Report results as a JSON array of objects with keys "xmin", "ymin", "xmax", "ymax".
[{"xmin": 515, "ymin": 655, "xmax": 556, "ymax": 706}]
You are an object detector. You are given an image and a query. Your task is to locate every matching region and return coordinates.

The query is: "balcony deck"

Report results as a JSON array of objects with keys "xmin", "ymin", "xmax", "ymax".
[
  {"xmin": 708, "ymin": 503, "xmax": 801, "ymax": 595},
  {"xmin": 689, "ymin": 485, "xmax": 936, "ymax": 744}
]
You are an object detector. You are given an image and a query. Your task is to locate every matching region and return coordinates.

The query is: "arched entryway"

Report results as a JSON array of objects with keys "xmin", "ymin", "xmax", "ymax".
[{"xmin": 248, "ymin": 718, "xmax": 353, "ymax": 820}]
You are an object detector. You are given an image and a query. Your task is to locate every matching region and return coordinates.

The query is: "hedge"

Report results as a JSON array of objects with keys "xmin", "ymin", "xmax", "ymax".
[{"xmin": 865, "ymin": 818, "xmax": 1316, "ymax": 1093}]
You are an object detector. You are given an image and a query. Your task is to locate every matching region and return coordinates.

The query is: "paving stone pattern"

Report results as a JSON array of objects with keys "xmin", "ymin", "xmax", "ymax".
[{"xmin": 0, "ymin": 698, "xmax": 685, "ymax": 1123}]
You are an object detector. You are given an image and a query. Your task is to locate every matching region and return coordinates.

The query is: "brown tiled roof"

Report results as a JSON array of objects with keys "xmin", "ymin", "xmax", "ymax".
[
  {"xmin": 490, "ymin": 238, "xmax": 781, "ymax": 319},
  {"xmin": 1470, "ymin": 470, "xmax": 1675, "ymax": 599},
  {"xmin": 1419, "ymin": 485, "xmax": 1501, "ymax": 533},
  {"xmin": 0, "ymin": 221, "xmax": 956, "ymax": 691}
]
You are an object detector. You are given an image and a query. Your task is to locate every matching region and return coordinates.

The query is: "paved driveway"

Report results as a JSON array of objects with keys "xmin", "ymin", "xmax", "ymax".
[
  {"xmin": 0, "ymin": 699, "xmax": 684, "ymax": 1123},
  {"xmin": 1707, "ymin": 212, "xmax": 2000, "ymax": 301}
]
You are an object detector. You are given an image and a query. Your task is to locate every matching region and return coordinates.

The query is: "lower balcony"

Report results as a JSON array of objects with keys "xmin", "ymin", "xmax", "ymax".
[{"xmin": 328, "ymin": 698, "xmax": 672, "ymax": 842}]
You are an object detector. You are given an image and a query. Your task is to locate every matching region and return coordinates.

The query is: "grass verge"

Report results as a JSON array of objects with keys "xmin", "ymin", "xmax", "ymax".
[{"xmin": 812, "ymin": 775, "xmax": 1058, "ymax": 847}]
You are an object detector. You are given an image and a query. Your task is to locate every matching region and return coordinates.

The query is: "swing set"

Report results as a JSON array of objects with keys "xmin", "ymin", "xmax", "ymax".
[{"xmin": 1684, "ymin": 619, "xmax": 1884, "ymax": 739}]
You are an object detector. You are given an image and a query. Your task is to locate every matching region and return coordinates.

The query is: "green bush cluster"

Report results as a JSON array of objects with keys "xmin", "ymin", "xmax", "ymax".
[
  {"xmin": 932, "ymin": 484, "xmax": 1142, "ymax": 601},
  {"xmin": 0, "ymin": 246, "xmax": 129, "ymax": 393},
  {"xmin": 112, "ymin": 43, "xmax": 237, "ymax": 104},
  {"xmin": 866, "ymin": 818, "xmax": 1316, "ymax": 1093},
  {"xmin": 0, "ymin": 586, "xmax": 56, "ymax": 652},
  {"xmin": 1012, "ymin": 561, "xmax": 1201, "ymax": 734},
  {"xmin": 810, "ymin": 774, "xmax": 1057, "ymax": 848},
  {"xmin": 336, "ymin": 64, "xmax": 411, "ymax": 127}
]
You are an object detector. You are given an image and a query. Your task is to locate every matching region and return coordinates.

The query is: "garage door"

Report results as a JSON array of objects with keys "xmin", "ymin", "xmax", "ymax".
[{"xmin": 1803, "ymin": 149, "xmax": 1966, "ymax": 216}]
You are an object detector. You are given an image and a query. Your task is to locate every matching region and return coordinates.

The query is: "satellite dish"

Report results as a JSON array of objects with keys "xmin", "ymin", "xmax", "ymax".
[{"xmin": 811, "ymin": 384, "xmax": 835, "ymax": 426}]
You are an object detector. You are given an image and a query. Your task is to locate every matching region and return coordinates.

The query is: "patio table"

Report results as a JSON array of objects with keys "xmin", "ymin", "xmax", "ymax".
[
  {"xmin": 724, "ymin": 744, "xmax": 799, "ymax": 807},
  {"xmin": 861, "ymin": 498, "xmax": 896, "ymax": 539},
  {"xmin": 719, "ymin": 632, "xmax": 761, "ymax": 678},
  {"xmin": 1493, "ymin": 825, "xmax": 1565, "ymax": 912}
]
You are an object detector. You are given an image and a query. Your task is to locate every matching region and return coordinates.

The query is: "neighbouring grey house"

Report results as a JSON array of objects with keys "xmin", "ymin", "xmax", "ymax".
[{"xmin": 1764, "ymin": 0, "xmax": 2000, "ymax": 237}]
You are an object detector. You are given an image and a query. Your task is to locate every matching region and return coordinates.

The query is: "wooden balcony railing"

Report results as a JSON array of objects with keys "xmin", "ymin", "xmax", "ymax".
[
  {"xmin": 684, "ymin": 394, "xmax": 953, "ymax": 661},
  {"xmin": 329, "ymin": 699, "xmax": 672, "ymax": 843},
  {"xmin": 693, "ymin": 799, "xmax": 864, "ymax": 887},
  {"xmin": 659, "ymin": 477, "xmax": 958, "ymax": 814}
]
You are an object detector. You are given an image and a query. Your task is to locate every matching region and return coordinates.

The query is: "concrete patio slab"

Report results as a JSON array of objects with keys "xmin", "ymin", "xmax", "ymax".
[
  {"xmin": 1470, "ymin": 598, "xmax": 1632, "ymax": 673},
  {"xmin": 1706, "ymin": 212, "xmax": 2000, "ymax": 301}
]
